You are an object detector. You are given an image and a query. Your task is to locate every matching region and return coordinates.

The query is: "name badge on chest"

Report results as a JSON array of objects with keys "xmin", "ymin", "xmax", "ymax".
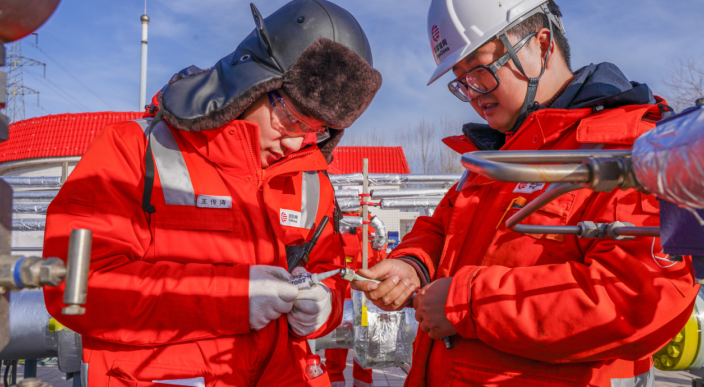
[{"xmin": 197, "ymin": 195, "xmax": 232, "ymax": 209}]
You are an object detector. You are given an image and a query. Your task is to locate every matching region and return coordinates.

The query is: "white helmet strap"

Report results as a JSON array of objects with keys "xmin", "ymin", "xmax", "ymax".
[{"xmin": 497, "ymin": 4, "xmax": 557, "ymax": 116}]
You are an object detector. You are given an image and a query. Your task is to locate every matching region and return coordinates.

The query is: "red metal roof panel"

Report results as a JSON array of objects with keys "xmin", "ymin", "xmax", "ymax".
[
  {"xmin": 0, "ymin": 112, "xmax": 143, "ymax": 162},
  {"xmin": 328, "ymin": 146, "xmax": 410, "ymax": 175}
]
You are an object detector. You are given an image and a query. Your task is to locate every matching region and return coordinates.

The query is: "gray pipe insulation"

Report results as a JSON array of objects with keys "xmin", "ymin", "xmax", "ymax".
[{"xmin": 341, "ymin": 216, "xmax": 388, "ymax": 250}]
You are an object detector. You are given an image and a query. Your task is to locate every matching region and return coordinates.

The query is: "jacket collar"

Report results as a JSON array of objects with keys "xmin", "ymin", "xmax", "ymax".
[
  {"xmin": 462, "ymin": 62, "xmax": 657, "ymax": 151},
  {"xmin": 172, "ymin": 119, "xmax": 328, "ymax": 175}
]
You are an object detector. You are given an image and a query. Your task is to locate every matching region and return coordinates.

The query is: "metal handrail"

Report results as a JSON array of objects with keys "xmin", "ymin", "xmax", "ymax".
[
  {"xmin": 2, "ymin": 177, "xmax": 62, "ymax": 188},
  {"xmin": 0, "ymin": 156, "xmax": 80, "ymax": 176}
]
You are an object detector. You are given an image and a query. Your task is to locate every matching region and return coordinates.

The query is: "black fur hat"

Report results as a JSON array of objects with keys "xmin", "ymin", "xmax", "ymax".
[{"xmin": 160, "ymin": 0, "xmax": 382, "ymax": 135}]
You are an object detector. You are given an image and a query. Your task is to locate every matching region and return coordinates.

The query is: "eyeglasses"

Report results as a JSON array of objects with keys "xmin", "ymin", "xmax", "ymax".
[
  {"xmin": 268, "ymin": 90, "xmax": 330, "ymax": 145},
  {"xmin": 447, "ymin": 33, "xmax": 536, "ymax": 103}
]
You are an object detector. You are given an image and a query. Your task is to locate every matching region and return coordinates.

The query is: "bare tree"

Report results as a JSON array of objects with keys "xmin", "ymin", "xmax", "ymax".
[
  {"xmin": 436, "ymin": 117, "xmax": 465, "ymax": 174},
  {"xmin": 339, "ymin": 129, "xmax": 389, "ymax": 147},
  {"xmin": 662, "ymin": 56, "xmax": 704, "ymax": 112},
  {"xmin": 336, "ymin": 117, "xmax": 466, "ymax": 174},
  {"xmin": 400, "ymin": 118, "xmax": 438, "ymax": 174}
]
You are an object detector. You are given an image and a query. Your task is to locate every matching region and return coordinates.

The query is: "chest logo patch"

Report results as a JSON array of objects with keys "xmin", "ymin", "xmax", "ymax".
[
  {"xmin": 197, "ymin": 195, "xmax": 232, "ymax": 209},
  {"xmin": 280, "ymin": 209, "xmax": 302, "ymax": 227},
  {"xmin": 513, "ymin": 183, "xmax": 547, "ymax": 194}
]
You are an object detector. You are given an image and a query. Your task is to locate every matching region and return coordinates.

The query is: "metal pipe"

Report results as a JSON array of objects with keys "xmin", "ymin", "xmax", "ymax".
[
  {"xmin": 337, "ymin": 199, "xmax": 360, "ymax": 212},
  {"xmin": 13, "ymin": 204, "xmax": 48, "ymax": 214},
  {"xmin": 512, "ymin": 224, "xmax": 582, "ymax": 235},
  {"xmin": 341, "ymin": 216, "xmax": 363, "ymax": 228},
  {"xmin": 2, "ymin": 177, "xmax": 61, "ymax": 187},
  {"xmin": 380, "ymin": 199, "xmax": 441, "ymax": 210},
  {"xmin": 614, "ymin": 227, "xmax": 660, "ymax": 237},
  {"xmin": 63, "ymin": 229, "xmax": 92, "ymax": 315},
  {"xmin": 139, "ymin": 14, "xmax": 150, "ymax": 111},
  {"xmin": 329, "ymin": 173, "xmax": 462, "ymax": 186},
  {"xmin": 334, "ymin": 190, "xmax": 359, "ymax": 199},
  {"xmin": 371, "ymin": 188, "xmax": 447, "ymax": 199},
  {"xmin": 12, "ymin": 219, "xmax": 45, "ymax": 231},
  {"xmin": 362, "ymin": 160, "xmax": 369, "ymax": 270},
  {"xmin": 461, "ymin": 154, "xmax": 592, "ymax": 184},
  {"xmin": 506, "ymin": 183, "xmax": 583, "ymax": 230},
  {"xmin": 13, "ymin": 191, "xmax": 57, "ymax": 200},
  {"xmin": 369, "ymin": 216, "xmax": 387, "ymax": 250},
  {"xmin": 0, "ymin": 290, "xmax": 57, "ymax": 360},
  {"xmin": 466, "ymin": 150, "xmax": 632, "ymax": 164}
]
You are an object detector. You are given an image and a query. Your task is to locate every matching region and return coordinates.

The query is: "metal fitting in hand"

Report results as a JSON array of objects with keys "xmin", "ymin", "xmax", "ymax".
[{"xmin": 606, "ymin": 221, "xmax": 636, "ymax": 241}]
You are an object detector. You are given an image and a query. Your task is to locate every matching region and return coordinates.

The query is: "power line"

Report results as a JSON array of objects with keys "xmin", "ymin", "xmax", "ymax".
[
  {"xmin": 30, "ymin": 43, "xmax": 115, "ymax": 111},
  {"xmin": 2, "ymin": 41, "xmax": 46, "ymax": 123},
  {"xmin": 39, "ymin": 31, "xmax": 133, "ymax": 106},
  {"xmin": 24, "ymin": 69, "xmax": 91, "ymax": 112}
]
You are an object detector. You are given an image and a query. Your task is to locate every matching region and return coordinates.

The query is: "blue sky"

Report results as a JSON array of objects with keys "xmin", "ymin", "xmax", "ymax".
[{"xmin": 12, "ymin": 0, "xmax": 704, "ymax": 139}]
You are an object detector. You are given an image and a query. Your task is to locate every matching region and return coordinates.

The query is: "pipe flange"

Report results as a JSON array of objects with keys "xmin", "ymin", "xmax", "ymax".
[
  {"xmin": 578, "ymin": 221, "xmax": 599, "ymax": 239},
  {"xmin": 583, "ymin": 157, "xmax": 627, "ymax": 192},
  {"xmin": 606, "ymin": 221, "xmax": 636, "ymax": 241}
]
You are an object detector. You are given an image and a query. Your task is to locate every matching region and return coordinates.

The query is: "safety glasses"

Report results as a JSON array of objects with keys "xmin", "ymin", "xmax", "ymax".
[
  {"xmin": 447, "ymin": 33, "xmax": 536, "ymax": 103},
  {"xmin": 268, "ymin": 90, "xmax": 330, "ymax": 145}
]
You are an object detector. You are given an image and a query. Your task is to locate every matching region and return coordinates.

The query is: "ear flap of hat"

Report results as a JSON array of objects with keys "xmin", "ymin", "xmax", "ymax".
[{"xmin": 282, "ymin": 38, "xmax": 382, "ymax": 129}]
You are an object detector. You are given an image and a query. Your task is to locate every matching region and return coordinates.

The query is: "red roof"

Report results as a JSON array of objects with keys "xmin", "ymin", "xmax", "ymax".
[
  {"xmin": 1, "ymin": 112, "xmax": 143, "ymax": 163},
  {"xmin": 328, "ymin": 147, "xmax": 410, "ymax": 175},
  {"xmin": 1, "ymin": 114, "xmax": 411, "ymax": 176}
]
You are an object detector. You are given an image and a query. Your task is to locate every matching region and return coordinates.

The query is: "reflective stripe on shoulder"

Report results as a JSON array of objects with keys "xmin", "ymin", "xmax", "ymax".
[
  {"xmin": 300, "ymin": 171, "xmax": 320, "ymax": 230},
  {"xmin": 133, "ymin": 119, "xmax": 196, "ymax": 206},
  {"xmin": 611, "ymin": 367, "xmax": 654, "ymax": 387}
]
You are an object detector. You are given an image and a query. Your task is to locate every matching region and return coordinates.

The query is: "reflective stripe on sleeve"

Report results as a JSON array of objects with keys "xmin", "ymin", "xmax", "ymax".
[
  {"xmin": 133, "ymin": 119, "xmax": 196, "ymax": 206},
  {"xmin": 611, "ymin": 367, "xmax": 654, "ymax": 387},
  {"xmin": 300, "ymin": 171, "xmax": 320, "ymax": 230}
]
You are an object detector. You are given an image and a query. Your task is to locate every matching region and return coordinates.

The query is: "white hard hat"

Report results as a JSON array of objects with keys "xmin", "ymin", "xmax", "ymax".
[{"xmin": 426, "ymin": 0, "xmax": 565, "ymax": 86}]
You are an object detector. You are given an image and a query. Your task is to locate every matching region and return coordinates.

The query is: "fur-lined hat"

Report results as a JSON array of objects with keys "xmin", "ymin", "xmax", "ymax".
[{"xmin": 160, "ymin": 0, "xmax": 382, "ymax": 135}]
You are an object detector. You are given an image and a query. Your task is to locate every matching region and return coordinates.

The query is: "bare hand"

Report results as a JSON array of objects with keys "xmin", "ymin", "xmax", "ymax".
[
  {"xmin": 351, "ymin": 259, "xmax": 420, "ymax": 311},
  {"xmin": 414, "ymin": 277, "xmax": 457, "ymax": 340}
]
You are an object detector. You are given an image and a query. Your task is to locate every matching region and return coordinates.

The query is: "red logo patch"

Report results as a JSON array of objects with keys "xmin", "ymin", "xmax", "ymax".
[
  {"xmin": 281, "ymin": 212, "xmax": 288, "ymax": 222},
  {"xmin": 432, "ymin": 25, "xmax": 440, "ymax": 42}
]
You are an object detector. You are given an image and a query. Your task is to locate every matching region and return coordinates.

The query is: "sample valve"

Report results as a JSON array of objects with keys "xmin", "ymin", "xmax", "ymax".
[{"xmin": 0, "ymin": 229, "xmax": 92, "ymax": 315}]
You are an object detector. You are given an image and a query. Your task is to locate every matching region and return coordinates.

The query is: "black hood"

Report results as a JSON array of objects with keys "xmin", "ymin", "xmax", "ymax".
[{"xmin": 464, "ymin": 62, "xmax": 657, "ymax": 151}]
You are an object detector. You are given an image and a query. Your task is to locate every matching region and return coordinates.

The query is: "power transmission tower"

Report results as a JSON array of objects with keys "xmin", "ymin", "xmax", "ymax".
[{"xmin": 1, "ymin": 40, "xmax": 46, "ymax": 123}]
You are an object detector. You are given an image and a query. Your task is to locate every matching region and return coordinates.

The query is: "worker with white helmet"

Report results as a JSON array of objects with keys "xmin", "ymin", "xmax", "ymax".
[{"xmin": 353, "ymin": 1, "xmax": 697, "ymax": 386}]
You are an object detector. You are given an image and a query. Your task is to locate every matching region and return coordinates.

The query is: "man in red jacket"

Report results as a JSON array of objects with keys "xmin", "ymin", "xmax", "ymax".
[
  {"xmin": 353, "ymin": 1, "xmax": 696, "ymax": 386},
  {"xmin": 43, "ymin": 1, "xmax": 381, "ymax": 386}
]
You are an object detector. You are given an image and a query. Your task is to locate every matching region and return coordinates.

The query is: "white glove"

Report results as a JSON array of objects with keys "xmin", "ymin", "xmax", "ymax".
[
  {"xmin": 249, "ymin": 265, "xmax": 299, "ymax": 331},
  {"xmin": 287, "ymin": 267, "xmax": 333, "ymax": 336}
]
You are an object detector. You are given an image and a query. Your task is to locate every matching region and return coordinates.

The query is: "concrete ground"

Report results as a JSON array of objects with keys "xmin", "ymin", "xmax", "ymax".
[{"xmin": 1, "ymin": 356, "xmax": 701, "ymax": 386}]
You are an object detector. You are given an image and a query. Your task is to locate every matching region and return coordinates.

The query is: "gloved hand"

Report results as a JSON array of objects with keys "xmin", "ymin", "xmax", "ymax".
[
  {"xmin": 287, "ymin": 267, "xmax": 333, "ymax": 336},
  {"xmin": 249, "ymin": 265, "xmax": 299, "ymax": 331}
]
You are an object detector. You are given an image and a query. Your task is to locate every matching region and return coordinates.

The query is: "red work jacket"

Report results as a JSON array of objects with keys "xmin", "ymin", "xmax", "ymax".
[
  {"xmin": 43, "ymin": 116, "xmax": 346, "ymax": 386},
  {"xmin": 389, "ymin": 103, "xmax": 698, "ymax": 387}
]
